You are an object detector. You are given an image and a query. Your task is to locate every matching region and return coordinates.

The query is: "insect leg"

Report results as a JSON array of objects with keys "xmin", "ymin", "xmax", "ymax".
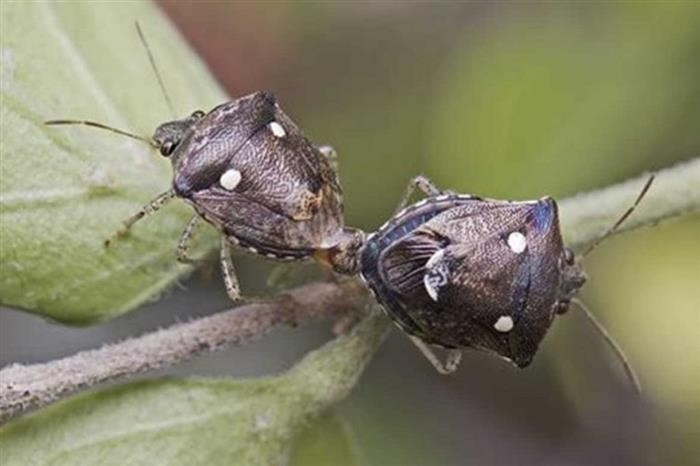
[
  {"xmin": 408, "ymin": 335, "xmax": 462, "ymax": 374},
  {"xmin": 394, "ymin": 175, "xmax": 442, "ymax": 214},
  {"xmin": 219, "ymin": 237, "xmax": 242, "ymax": 302},
  {"xmin": 104, "ymin": 190, "xmax": 176, "ymax": 247},
  {"xmin": 176, "ymin": 215, "xmax": 202, "ymax": 264}
]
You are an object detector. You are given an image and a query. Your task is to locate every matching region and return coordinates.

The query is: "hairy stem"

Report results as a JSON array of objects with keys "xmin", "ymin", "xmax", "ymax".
[
  {"xmin": 0, "ymin": 280, "xmax": 367, "ymax": 424},
  {"xmin": 560, "ymin": 158, "xmax": 700, "ymax": 250},
  {"xmin": 1, "ymin": 157, "xmax": 698, "ymax": 425}
]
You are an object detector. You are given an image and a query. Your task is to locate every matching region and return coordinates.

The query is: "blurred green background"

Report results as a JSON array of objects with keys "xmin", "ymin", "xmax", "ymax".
[{"xmin": 2, "ymin": 2, "xmax": 698, "ymax": 465}]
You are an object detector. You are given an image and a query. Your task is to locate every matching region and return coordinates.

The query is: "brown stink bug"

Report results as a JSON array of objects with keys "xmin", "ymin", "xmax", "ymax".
[
  {"xmin": 45, "ymin": 24, "xmax": 362, "ymax": 302},
  {"xmin": 359, "ymin": 175, "xmax": 653, "ymax": 392}
]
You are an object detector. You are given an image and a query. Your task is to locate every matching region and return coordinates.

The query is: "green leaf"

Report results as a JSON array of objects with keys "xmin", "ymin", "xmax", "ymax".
[
  {"xmin": 2, "ymin": 379, "xmax": 286, "ymax": 466},
  {"xmin": 0, "ymin": 315, "xmax": 389, "ymax": 466},
  {"xmin": 0, "ymin": 0, "xmax": 224, "ymax": 323}
]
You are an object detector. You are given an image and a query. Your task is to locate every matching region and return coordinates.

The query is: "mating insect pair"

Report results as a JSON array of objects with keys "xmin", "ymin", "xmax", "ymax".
[{"xmin": 48, "ymin": 24, "xmax": 650, "ymax": 392}]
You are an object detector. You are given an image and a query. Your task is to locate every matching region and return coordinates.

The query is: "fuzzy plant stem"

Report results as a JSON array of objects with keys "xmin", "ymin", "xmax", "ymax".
[
  {"xmin": 1, "ymin": 157, "xmax": 698, "ymax": 424},
  {"xmin": 0, "ymin": 280, "xmax": 367, "ymax": 424}
]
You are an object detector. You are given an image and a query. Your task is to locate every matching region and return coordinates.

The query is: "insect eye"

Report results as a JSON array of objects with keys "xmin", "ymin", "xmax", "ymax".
[
  {"xmin": 160, "ymin": 141, "xmax": 176, "ymax": 157},
  {"xmin": 564, "ymin": 248, "xmax": 575, "ymax": 265},
  {"xmin": 191, "ymin": 110, "xmax": 205, "ymax": 118}
]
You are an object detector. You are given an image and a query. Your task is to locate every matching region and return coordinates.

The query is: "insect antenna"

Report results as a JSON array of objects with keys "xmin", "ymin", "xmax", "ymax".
[
  {"xmin": 571, "ymin": 298, "xmax": 642, "ymax": 394},
  {"xmin": 44, "ymin": 119, "xmax": 156, "ymax": 148},
  {"xmin": 135, "ymin": 21, "xmax": 176, "ymax": 118},
  {"xmin": 44, "ymin": 22, "xmax": 173, "ymax": 148},
  {"xmin": 582, "ymin": 175, "xmax": 655, "ymax": 257}
]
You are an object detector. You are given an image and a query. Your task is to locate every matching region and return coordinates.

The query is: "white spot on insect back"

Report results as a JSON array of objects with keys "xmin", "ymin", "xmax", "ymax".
[
  {"xmin": 423, "ymin": 275, "xmax": 440, "ymax": 302},
  {"xmin": 494, "ymin": 316, "xmax": 514, "ymax": 332},
  {"xmin": 424, "ymin": 249, "xmax": 449, "ymax": 303},
  {"xmin": 269, "ymin": 121, "xmax": 286, "ymax": 138},
  {"xmin": 507, "ymin": 231, "xmax": 527, "ymax": 254},
  {"xmin": 219, "ymin": 169, "xmax": 241, "ymax": 190},
  {"xmin": 425, "ymin": 248, "xmax": 445, "ymax": 269}
]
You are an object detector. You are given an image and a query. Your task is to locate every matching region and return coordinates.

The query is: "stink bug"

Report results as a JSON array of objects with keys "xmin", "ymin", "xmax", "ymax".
[
  {"xmin": 360, "ymin": 175, "xmax": 653, "ymax": 392},
  {"xmin": 45, "ymin": 24, "xmax": 361, "ymax": 302}
]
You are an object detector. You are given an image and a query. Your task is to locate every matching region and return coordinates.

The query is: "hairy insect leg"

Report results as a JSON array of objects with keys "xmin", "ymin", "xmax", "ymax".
[
  {"xmin": 176, "ymin": 216, "xmax": 202, "ymax": 265},
  {"xmin": 394, "ymin": 175, "xmax": 442, "ymax": 214},
  {"xmin": 105, "ymin": 190, "xmax": 176, "ymax": 247},
  {"xmin": 219, "ymin": 238, "xmax": 242, "ymax": 303},
  {"xmin": 409, "ymin": 336, "xmax": 462, "ymax": 375}
]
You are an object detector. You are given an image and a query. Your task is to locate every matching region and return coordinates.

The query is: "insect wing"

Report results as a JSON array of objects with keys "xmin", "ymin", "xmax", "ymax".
[{"xmin": 192, "ymin": 190, "xmax": 313, "ymax": 257}]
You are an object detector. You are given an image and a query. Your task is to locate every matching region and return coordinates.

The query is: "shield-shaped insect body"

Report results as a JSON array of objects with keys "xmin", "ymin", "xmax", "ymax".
[
  {"xmin": 361, "ymin": 193, "xmax": 585, "ymax": 368},
  {"xmin": 359, "ymin": 175, "xmax": 651, "ymax": 391},
  {"xmin": 48, "ymin": 90, "xmax": 362, "ymax": 302},
  {"xmin": 162, "ymin": 92, "xmax": 348, "ymax": 258}
]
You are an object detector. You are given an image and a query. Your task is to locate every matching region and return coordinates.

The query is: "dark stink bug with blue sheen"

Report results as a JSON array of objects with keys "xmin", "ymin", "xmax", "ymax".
[
  {"xmin": 360, "ymin": 176, "xmax": 652, "ymax": 391},
  {"xmin": 45, "ymin": 25, "xmax": 363, "ymax": 302}
]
